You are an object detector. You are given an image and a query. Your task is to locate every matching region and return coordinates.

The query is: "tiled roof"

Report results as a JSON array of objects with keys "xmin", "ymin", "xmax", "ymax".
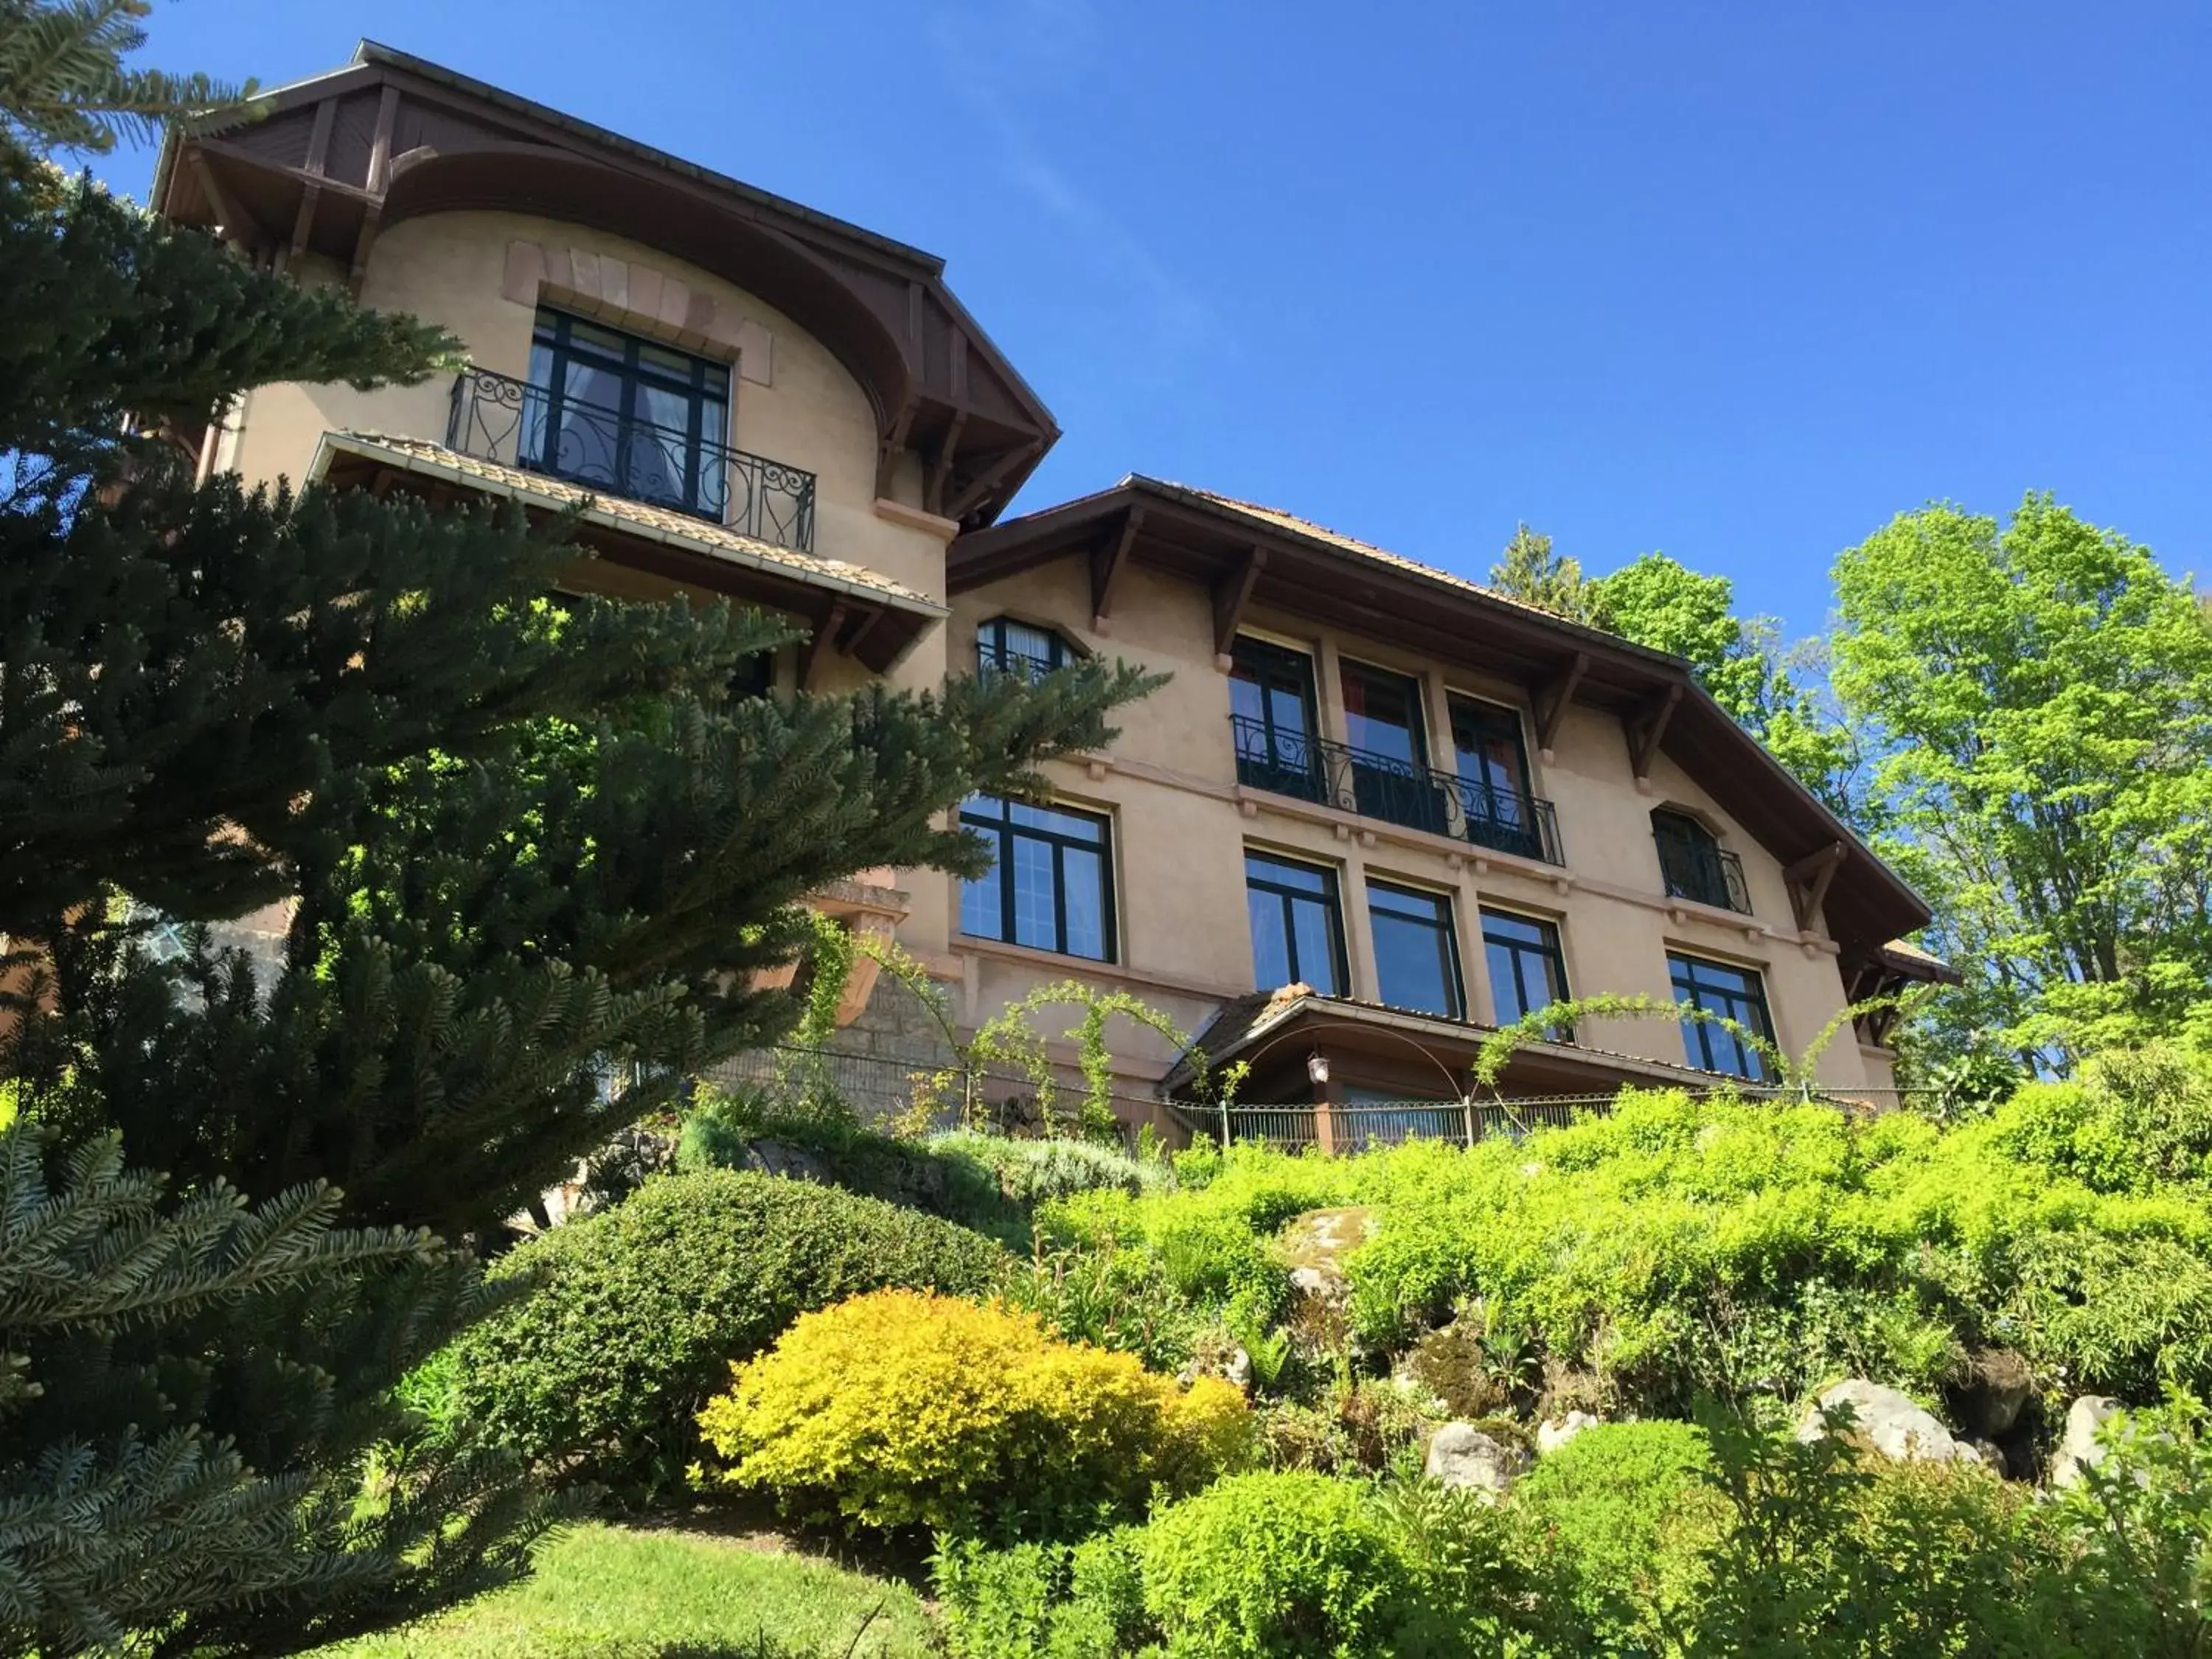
[
  {"xmin": 323, "ymin": 433, "xmax": 944, "ymax": 613},
  {"xmin": 1127, "ymin": 476, "xmax": 1606, "ymax": 635},
  {"xmin": 1877, "ymin": 937, "xmax": 1959, "ymax": 983}
]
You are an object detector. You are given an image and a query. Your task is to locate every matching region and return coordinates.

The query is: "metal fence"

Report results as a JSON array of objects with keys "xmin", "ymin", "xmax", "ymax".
[
  {"xmin": 702, "ymin": 1043, "xmax": 1172, "ymax": 1141},
  {"xmin": 702, "ymin": 1045, "xmax": 1932, "ymax": 1154},
  {"xmin": 1169, "ymin": 1084, "xmax": 1935, "ymax": 1153}
]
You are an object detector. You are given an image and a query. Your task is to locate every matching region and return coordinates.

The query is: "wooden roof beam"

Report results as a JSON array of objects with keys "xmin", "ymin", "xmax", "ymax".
[
  {"xmin": 800, "ymin": 598, "xmax": 849, "ymax": 690},
  {"xmin": 1536, "ymin": 651, "xmax": 1589, "ymax": 760},
  {"xmin": 1211, "ymin": 545, "xmax": 1267, "ymax": 667},
  {"xmin": 1625, "ymin": 682, "xmax": 1683, "ymax": 788},
  {"xmin": 1090, "ymin": 507, "xmax": 1144, "ymax": 633},
  {"xmin": 1784, "ymin": 841, "xmax": 1848, "ymax": 933},
  {"xmin": 922, "ymin": 410, "xmax": 966, "ymax": 518},
  {"xmin": 944, "ymin": 440, "xmax": 1043, "ymax": 524},
  {"xmin": 874, "ymin": 394, "xmax": 918, "ymax": 499}
]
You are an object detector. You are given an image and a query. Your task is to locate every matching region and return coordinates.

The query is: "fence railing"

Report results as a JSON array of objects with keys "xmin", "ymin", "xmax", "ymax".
[
  {"xmin": 1231, "ymin": 714, "xmax": 1563, "ymax": 864},
  {"xmin": 1171, "ymin": 1084, "xmax": 1934, "ymax": 1154},
  {"xmin": 1654, "ymin": 827, "xmax": 1751, "ymax": 914},
  {"xmin": 696, "ymin": 1045, "xmax": 1931, "ymax": 1156},
  {"xmin": 447, "ymin": 365, "xmax": 817, "ymax": 551}
]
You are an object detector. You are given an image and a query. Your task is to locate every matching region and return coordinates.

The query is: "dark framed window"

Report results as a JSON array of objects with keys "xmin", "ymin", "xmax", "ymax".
[
  {"xmin": 524, "ymin": 309, "xmax": 731, "ymax": 519},
  {"xmin": 978, "ymin": 617, "xmax": 1073, "ymax": 680},
  {"xmin": 729, "ymin": 649, "xmax": 776, "ymax": 700},
  {"xmin": 1340, "ymin": 660, "xmax": 1448, "ymax": 833},
  {"xmin": 1245, "ymin": 851, "xmax": 1346, "ymax": 995},
  {"xmin": 1652, "ymin": 809, "xmax": 1751, "ymax": 914},
  {"xmin": 959, "ymin": 795, "xmax": 1114, "ymax": 961},
  {"xmin": 1229, "ymin": 637, "xmax": 1323, "ymax": 800},
  {"xmin": 1482, "ymin": 909, "xmax": 1572, "ymax": 1037},
  {"xmin": 1669, "ymin": 952, "xmax": 1775, "ymax": 1079},
  {"xmin": 1368, "ymin": 880, "xmax": 1464, "ymax": 1018}
]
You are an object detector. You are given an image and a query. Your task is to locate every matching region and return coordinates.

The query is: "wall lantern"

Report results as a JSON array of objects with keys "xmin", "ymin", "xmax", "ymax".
[{"xmin": 1306, "ymin": 1051, "xmax": 1331, "ymax": 1087}]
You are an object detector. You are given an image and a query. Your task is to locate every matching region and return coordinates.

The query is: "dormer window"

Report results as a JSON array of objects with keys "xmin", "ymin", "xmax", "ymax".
[
  {"xmin": 978, "ymin": 617, "xmax": 1074, "ymax": 680},
  {"xmin": 1652, "ymin": 809, "xmax": 1751, "ymax": 914}
]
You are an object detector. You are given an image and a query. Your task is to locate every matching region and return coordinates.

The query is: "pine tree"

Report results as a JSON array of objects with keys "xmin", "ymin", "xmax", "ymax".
[
  {"xmin": 0, "ymin": 7, "xmax": 1157, "ymax": 1646},
  {"xmin": 1487, "ymin": 522, "xmax": 1601, "ymax": 622}
]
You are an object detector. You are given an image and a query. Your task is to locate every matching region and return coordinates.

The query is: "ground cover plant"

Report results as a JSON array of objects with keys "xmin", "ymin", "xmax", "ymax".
[{"xmin": 310, "ymin": 1523, "xmax": 934, "ymax": 1658}]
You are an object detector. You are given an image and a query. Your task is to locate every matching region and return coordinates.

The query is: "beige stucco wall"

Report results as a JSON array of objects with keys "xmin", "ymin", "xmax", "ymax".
[
  {"xmin": 207, "ymin": 208, "xmax": 1879, "ymax": 1108},
  {"xmin": 219, "ymin": 209, "xmax": 953, "ymax": 638},
  {"xmin": 945, "ymin": 558, "xmax": 1879, "ymax": 1096}
]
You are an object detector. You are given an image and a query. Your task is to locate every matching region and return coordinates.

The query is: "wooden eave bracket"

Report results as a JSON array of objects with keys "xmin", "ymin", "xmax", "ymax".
[
  {"xmin": 1784, "ymin": 841, "xmax": 1848, "ymax": 933},
  {"xmin": 1537, "ymin": 651, "xmax": 1589, "ymax": 759},
  {"xmin": 800, "ymin": 598, "xmax": 850, "ymax": 689},
  {"xmin": 1090, "ymin": 507, "xmax": 1144, "ymax": 631},
  {"xmin": 1211, "ymin": 544, "xmax": 1268, "ymax": 665},
  {"xmin": 874, "ymin": 396, "xmax": 919, "ymax": 499},
  {"xmin": 946, "ymin": 440, "xmax": 1043, "ymax": 526},
  {"xmin": 922, "ymin": 411, "xmax": 967, "ymax": 518},
  {"xmin": 1625, "ymin": 682, "xmax": 1683, "ymax": 783}
]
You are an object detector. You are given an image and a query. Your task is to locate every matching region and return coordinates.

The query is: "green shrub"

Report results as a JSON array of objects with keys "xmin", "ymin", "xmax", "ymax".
[
  {"xmin": 1000, "ymin": 1240, "xmax": 1210, "ymax": 1373},
  {"xmin": 699, "ymin": 1290, "xmax": 1251, "ymax": 1538},
  {"xmin": 1517, "ymin": 1422, "xmax": 1722, "ymax": 1640},
  {"xmin": 448, "ymin": 1172, "xmax": 1008, "ymax": 1500},
  {"xmin": 931, "ymin": 1130, "xmax": 1166, "ymax": 1205},
  {"xmin": 1135, "ymin": 1471, "xmax": 1414, "ymax": 1658},
  {"xmin": 933, "ymin": 1530, "xmax": 1151, "ymax": 1659}
]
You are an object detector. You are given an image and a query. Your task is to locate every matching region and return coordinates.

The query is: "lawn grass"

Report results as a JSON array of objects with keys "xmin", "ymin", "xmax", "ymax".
[{"xmin": 316, "ymin": 1522, "xmax": 937, "ymax": 1658}]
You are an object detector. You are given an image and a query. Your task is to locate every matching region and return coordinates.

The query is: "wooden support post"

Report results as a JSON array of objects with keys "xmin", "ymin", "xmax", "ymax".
[
  {"xmin": 1537, "ymin": 651, "xmax": 1588, "ymax": 759},
  {"xmin": 1091, "ymin": 507, "xmax": 1144, "ymax": 630},
  {"xmin": 1211, "ymin": 545, "xmax": 1267, "ymax": 666}
]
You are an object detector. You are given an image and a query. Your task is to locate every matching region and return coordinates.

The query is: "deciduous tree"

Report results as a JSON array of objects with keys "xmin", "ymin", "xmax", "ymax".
[{"xmin": 1830, "ymin": 495, "xmax": 2212, "ymax": 1066}]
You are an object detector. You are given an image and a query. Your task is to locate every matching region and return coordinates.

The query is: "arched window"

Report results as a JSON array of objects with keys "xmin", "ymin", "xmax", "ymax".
[
  {"xmin": 977, "ymin": 616, "xmax": 1076, "ymax": 680},
  {"xmin": 1651, "ymin": 809, "xmax": 1750, "ymax": 914}
]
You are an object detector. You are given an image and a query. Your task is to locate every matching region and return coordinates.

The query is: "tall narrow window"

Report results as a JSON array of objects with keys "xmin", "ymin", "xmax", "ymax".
[
  {"xmin": 959, "ymin": 796, "xmax": 1114, "ymax": 961},
  {"xmin": 1339, "ymin": 661, "xmax": 1447, "ymax": 834},
  {"xmin": 1229, "ymin": 638, "xmax": 1322, "ymax": 802},
  {"xmin": 1368, "ymin": 880, "xmax": 1464, "ymax": 1018},
  {"xmin": 1669, "ymin": 952, "xmax": 1775, "ymax": 1079},
  {"xmin": 1449, "ymin": 696, "xmax": 1543, "ymax": 860},
  {"xmin": 1652, "ymin": 810, "xmax": 1750, "ymax": 914},
  {"xmin": 1245, "ymin": 852, "xmax": 1345, "ymax": 995},
  {"xmin": 1481, "ymin": 910, "xmax": 1572, "ymax": 1037},
  {"xmin": 523, "ymin": 310, "xmax": 731, "ymax": 521},
  {"xmin": 978, "ymin": 617, "xmax": 1070, "ymax": 680}
]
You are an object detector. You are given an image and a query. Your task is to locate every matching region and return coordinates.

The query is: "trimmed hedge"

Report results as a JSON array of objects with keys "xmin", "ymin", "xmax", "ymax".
[{"xmin": 448, "ymin": 1171, "xmax": 1009, "ymax": 1499}]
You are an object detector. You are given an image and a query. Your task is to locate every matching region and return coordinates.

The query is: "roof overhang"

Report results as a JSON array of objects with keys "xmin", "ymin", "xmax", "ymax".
[
  {"xmin": 1168, "ymin": 992, "xmax": 1773, "ymax": 1102},
  {"xmin": 952, "ymin": 476, "xmax": 1935, "ymax": 961},
  {"xmin": 153, "ymin": 41, "xmax": 1057, "ymax": 527},
  {"xmin": 312, "ymin": 432, "xmax": 947, "ymax": 675}
]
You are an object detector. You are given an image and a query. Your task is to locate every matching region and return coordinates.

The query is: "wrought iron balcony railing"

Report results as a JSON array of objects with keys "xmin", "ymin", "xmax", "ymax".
[
  {"xmin": 1653, "ymin": 830, "xmax": 1752, "ymax": 914},
  {"xmin": 447, "ymin": 366, "xmax": 816, "ymax": 552},
  {"xmin": 1230, "ymin": 714, "xmax": 1563, "ymax": 865}
]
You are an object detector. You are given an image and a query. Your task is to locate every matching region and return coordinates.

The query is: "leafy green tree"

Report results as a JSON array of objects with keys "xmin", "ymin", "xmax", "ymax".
[
  {"xmin": 1487, "ymin": 522, "xmax": 1600, "ymax": 623},
  {"xmin": 0, "ymin": 11, "xmax": 1155, "ymax": 1649},
  {"xmin": 1590, "ymin": 552, "xmax": 1859, "ymax": 813},
  {"xmin": 1831, "ymin": 495, "xmax": 2212, "ymax": 1066}
]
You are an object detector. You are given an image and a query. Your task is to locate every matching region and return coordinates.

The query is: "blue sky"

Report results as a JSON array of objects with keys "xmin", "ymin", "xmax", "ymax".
[{"xmin": 104, "ymin": 1, "xmax": 2208, "ymax": 640}]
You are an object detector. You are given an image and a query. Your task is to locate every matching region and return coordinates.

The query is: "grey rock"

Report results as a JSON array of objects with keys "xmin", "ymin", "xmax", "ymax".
[
  {"xmin": 1964, "ymin": 1438, "xmax": 2010, "ymax": 1476},
  {"xmin": 1425, "ymin": 1422, "xmax": 1530, "ymax": 1498},
  {"xmin": 1798, "ymin": 1380, "xmax": 1970, "ymax": 1463},
  {"xmin": 1289, "ymin": 1265, "xmax": 1331, "ymax": 1297},
  {"xmin": 1537, "ymin": 1411, "xmax": 1601, "ymax": 1454},
  {"xmin": 2051, "ymin": 1396, "xmax": 2122, "ymax": 1490},
  {"xmin": 1223, "ymin": 1347, "xmax": 1253, "ymax": 1391}
]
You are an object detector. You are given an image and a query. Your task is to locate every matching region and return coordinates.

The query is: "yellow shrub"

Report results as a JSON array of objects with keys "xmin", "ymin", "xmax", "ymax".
[{"xmin": 697, "ymin": 1288, "xmax": 1251, "ymax": 1534}]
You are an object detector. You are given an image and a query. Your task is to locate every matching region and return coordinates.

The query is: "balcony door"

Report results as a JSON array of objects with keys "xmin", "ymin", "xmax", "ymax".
[
  {"xmin": 524, "ymin": 310, "xmax": 731, "ymax": 521},
  {"xmin": 1449, "ymin": 696, "xmax": 1542, "ymax": 860},
  {"xmin": 1229, "ymin": 638, "xmax": 1323, "ymax": 802},
  {"xmin": 1340, "ymin": 661, "xmax": 1448, "ymax": 835}
]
